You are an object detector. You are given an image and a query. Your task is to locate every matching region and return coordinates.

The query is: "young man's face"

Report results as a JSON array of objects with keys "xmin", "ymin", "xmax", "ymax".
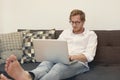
[{"xmin": 70, "ymin": 15, "xmax": 84, "ymax": 34}]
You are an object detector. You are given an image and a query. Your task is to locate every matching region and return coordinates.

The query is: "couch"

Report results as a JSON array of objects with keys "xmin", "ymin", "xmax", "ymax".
[{"xmin": 0, "ymin": 29, "xmax": 120, "ymax": 80}]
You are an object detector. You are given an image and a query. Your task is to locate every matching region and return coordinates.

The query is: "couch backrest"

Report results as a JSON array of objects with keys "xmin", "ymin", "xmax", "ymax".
[
  {"xmin": 18, "ymin": 29, "xmax": 120, "ymax": 65},
  {"xmin": 93, "ymin": 30, "xmax": 120, "ymax": 65}
]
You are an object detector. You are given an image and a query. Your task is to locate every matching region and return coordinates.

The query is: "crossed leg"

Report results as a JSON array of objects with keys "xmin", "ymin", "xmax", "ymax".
[{"xmin": 0, "ymin": 55, "xmax": 32, "ymax": 80}]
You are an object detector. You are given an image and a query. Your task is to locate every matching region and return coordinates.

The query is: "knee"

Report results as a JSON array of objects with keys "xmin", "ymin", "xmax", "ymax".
[
  {"xmin": 52, "ymin": 63, "xmax": 67, "ymax": 71},
  {"xmin": 39, "ymin": 61, "xmax": 53, "ymax": 66}
]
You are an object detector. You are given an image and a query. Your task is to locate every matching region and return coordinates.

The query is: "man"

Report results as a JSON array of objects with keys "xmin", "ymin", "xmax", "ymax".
[{"xmin": 0, "ymin": 9, "xmax": 97, "ymax": 80}]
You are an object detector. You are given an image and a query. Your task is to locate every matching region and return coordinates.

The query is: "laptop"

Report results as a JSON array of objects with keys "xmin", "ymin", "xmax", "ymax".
[{"xmin": 33, "ymin": 39, "xmax": 77, "ymax": 64}]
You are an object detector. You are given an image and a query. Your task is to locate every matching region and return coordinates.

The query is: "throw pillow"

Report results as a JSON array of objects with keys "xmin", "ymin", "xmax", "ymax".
[
  {"xmin": 0, "ymin": 32, "xmax": 23, "ymax": 64},
  {"xmin": 21, "ymin": 29, "xmax": 55, "ymax": 64}
]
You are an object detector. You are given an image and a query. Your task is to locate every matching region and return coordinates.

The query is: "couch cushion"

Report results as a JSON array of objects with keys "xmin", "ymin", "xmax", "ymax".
[
  {"xmin": 0, "ymin": 32, "xmax": 23, "ymax": 64},
  {"xmin": 73, "ymin": 65, "xmax": 120, "ymax": 80},
  {"xmin": 21, "ymin": 29, "xmax": 55, "ymax": 63}
]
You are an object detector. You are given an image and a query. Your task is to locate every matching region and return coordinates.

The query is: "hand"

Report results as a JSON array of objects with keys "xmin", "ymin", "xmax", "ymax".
[
  {"xmin": 69, "ymin": 55, "xmax": 77, "ymax": 61},
  {"xmin": 69, "ymin": 54, "xmax": 87, "ymax": 62}
]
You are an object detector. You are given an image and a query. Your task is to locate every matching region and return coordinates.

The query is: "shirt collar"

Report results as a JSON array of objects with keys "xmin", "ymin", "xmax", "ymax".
[{"xmin": 71, "ymin": 28, "xmax": 88, "ymax": 36}]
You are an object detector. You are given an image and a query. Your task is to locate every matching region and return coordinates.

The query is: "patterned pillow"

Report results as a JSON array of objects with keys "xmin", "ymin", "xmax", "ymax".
[
  {"xmin": 0, "ymin": 32, "xmax": 23, "ymax": 64},
  {"xmin": 21, "ymin": 29, "xmax": 55, "ymax": 64}
]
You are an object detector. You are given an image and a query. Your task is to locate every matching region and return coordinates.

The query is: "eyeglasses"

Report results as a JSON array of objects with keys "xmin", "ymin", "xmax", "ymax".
[{"xmin": 69, "ymin": 21, "xmax": 81, "ymax": 25}]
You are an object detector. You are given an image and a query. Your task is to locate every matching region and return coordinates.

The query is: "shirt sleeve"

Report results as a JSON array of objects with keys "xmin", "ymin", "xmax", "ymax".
[{"xmin": 82, "ymin": 31, "xmax": 98, "ymax": 62}]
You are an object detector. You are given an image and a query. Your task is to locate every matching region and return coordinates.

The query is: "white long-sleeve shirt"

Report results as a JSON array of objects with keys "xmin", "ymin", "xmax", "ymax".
[{"xmin": 58, "ymin": 28, "xmax": 97, "ymax": 62}]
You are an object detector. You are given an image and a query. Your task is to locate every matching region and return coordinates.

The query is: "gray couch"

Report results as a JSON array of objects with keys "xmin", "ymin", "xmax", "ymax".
[{"xmin": 0, "ymin": 29, "xmax": 120, "ymax": 80}]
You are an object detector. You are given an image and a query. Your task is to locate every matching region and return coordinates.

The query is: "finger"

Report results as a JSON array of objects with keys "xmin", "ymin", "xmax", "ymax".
[{"xmin": 69, "ymin": 55, "xmax": 71, "ymax": 60}]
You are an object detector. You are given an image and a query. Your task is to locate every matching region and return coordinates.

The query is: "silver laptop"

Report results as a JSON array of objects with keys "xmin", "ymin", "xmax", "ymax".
[{"xmin": 33, "ymin": 39, "xmax": 77, "ymax": 64}]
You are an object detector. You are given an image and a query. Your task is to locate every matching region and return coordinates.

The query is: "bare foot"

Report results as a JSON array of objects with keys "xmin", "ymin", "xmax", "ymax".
[
  {"xmin": 0, "ymin": 74, "xmax": 9, "ymax": 80},
  {"xmin": 5, "ymin": 55, "xmax": 32, "ymax": 80}
]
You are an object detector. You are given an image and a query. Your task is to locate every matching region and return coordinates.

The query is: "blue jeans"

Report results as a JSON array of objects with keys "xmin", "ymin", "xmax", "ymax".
[{"xmin": 30, "ymin": 61, "xmax": 89, "ymax": 80}]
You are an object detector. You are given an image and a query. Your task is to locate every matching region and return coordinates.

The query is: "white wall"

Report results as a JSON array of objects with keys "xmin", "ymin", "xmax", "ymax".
[
  {"xmin": 0, "ymin": 0, "xmax": 3, "ymax": 32},
  {"xmin": 1, "ymin": 0, "xmax": 120, "ymax": 33}
]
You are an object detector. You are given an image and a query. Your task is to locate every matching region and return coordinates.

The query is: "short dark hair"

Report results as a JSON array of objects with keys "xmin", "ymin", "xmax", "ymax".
[{"xmin": 69, "ymin": 9, "xmax": 86, "ymax": 22}]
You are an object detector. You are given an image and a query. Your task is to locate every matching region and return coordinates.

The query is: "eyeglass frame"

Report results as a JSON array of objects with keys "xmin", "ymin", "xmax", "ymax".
[{"xmin": 69, "ymin": 21, "xmax": 81, "ymax": 25}]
